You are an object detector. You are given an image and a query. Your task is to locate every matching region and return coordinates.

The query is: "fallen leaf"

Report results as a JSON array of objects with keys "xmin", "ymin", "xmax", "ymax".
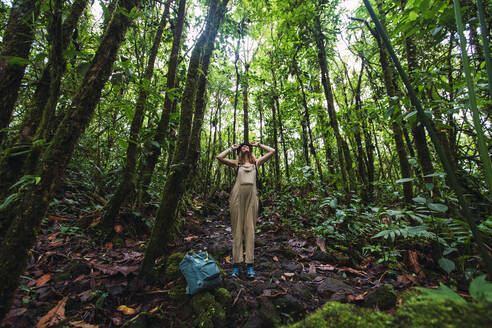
[
  {"xmin": 184, "ymin": 235, "xmax": 198, "ymax": 241},
  {"xmin": 225, "ymin": 256, "xmax": 231, "ymax": 263},
  {"xmin": 117, "ymin": 305, "xmax": 136, "ymax": 315},
  {"xmin": 397, "ymin": 274, "xmax": 418, "ymax": 286},
  {"xmin": 69, "ymin": 320, "xmax": 99, "ymax": 328},
  {"xmin": 317, "ymin": 264, "xmax": 335, "ymax": 271},
  {"xmin": 149, "ymin": 306, "xmax": 159, "ymax": 313},
  {"xmin": 104, "ymin": 242, "xmax": 113, "ymax": 250},
  {"xmin": 308, "ymin": 264, "xmax": 316, "ymax": 274},
  {"xmin": 273, "ymin": 256, "xmax": 279, "ymax": 262},
  {"xmin": 284, "ymin": 272, "xmax": 295, "ymax": 277},
  {"xmin": 111, "ymin": 316, "xmax": 123, "ymax": 326},
  {"xmin": 338, "ymin": 267, "xmax": 367, "ymax": 276},
  {"xmin": 36, "ymin": 297, "xmax": 67, "ymax": 328},
  {"xmin": 3, "ymin": 307, "xmax": 27, "ymax": 324},
  {"xmin": 47, "ymin": 215, "xmax": 69, "ymax": 222},
  {"xmin": 114, "ymin": 225, "xmax": 124, "ymax": 233},
  {"xmin": 347, "ymin": 294, "xmax": 355, "ymax": 302},
  {"xmin": 36, "ymin": 274, "xmax": 51, "ymax": 288},
  {"xmin": 316, "ymin": 237, "xmax": 326, "ymax": 253}
]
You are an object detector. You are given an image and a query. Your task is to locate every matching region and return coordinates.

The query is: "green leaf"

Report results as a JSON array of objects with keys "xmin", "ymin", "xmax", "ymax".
[
  {"xmin": 469, "ymin": 275, "xmax": 492, "ymax": 303},
  {"xmin": 396, "ymin": 177, "xmax": 415, "ymax": 183},
  {"xmin": 408, "ymin": 11, "xmax": 419, "ymax": 21},
  {"xmin": 428, "ymin": 203, "xmax": 448, "ymax": 213},
  {"xmin": 438, "ymin": 257, "xmax": 455, "ymax": 274},
  {"xmin": 412, "ymin": 196, "xmax": 427, "ymax": 204},
  {"xmin": 0, "ymin": 193, "xmax": 18, "ymax": 210},
  {"xmin": 416, "ymin": 283, "xmax": 465, "ymax": 304}
]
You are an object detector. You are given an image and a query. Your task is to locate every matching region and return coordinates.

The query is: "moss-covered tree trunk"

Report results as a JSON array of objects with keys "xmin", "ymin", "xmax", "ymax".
[
  {"xmin": 141, "ymin": 0, "xmax": 228, "ymax": 279},
  {"xmin": 137, "ymin": 0, "xmax": 186, "ymax": 204},
  {"xmin": 0, "ymin": 0, "xmax": 141, "ymax": 320},
  {"xmin": 98, "ymin": 1, "xmax": 171, "ymax": 236},
  {"xmin": 0, "ymin": 0, "xmax": 40, "ymax": 144},
  {"xmin": 0, "ymin": 0, "xmax": 88, "ymax": 199}
]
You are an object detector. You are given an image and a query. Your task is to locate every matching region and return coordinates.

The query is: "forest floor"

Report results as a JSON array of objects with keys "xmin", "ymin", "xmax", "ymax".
[{"xmin": 1, "ymin": 186, "xmax": 446, "ymax": 328}]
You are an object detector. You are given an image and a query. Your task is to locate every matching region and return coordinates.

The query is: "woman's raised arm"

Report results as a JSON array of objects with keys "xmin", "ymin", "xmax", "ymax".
[
  {"xmin": 252, "ymin": 142, "xmax": 276, "ymax": 166},
  {"xmin": 216, "ymin": 145, "xmax": 238, "ymax": 168}
]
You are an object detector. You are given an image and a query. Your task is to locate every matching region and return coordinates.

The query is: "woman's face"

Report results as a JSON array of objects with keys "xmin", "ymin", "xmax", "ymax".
[{"xmin": 241, "ymin": 145, "xmax": 250, "ymax": 154}]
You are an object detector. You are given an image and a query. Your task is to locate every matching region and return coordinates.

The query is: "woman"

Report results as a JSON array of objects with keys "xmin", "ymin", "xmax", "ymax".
[{"xmin": 216, "ymin": 141, "xmax": 275, "ymax": 278}]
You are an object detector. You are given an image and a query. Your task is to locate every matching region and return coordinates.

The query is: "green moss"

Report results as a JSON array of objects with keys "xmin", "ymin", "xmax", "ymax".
[
  {"xmin": 165, "ymin": 252, "xmax": 185, "ymax": 280},
  {"xmin": 284, "ymin": 298, "xmax": 492, "ymax": 328},
  {"xmin": 214, "ymin": 288, "xmax": 232, "ymax": 307},
  {"xmin": 285, "ymin": 302, "xmax": 390, "ymax": 328},
  {"xmin": 395, "ymin": 298, "xmax": 492, "ymax": 328},
  {"xmin": 169, "ymin": 284, "xmax": 187, "ymax": 304},
  {"xmin": 191, "ymin": 292, "xmax": 226, "ymax": 328}
]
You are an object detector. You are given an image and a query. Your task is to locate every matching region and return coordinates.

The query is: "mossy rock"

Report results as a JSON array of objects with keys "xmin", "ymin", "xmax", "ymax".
[
  {"xmin": 165, "ymin": 252, "xmax": 185, "ymax": 281},
  {"xmin": 214, "ymin": 288, "xmax": 232, "ymax": 307},
  {"xmin": 284, "ymin": 301, "xmax": 390, "ymax": 328},
  {"xmin": 284, "ymin": 298, "xmax": 492, "ymax": 328},
  {"xmin": 191, "ymin": 292, "xmax": 227, "ymax": 328},
  {"xmin": 363, "ymin": 285, "xmax": 397, "ymax": 310},
  {"xmin": 169, "ymin": 284, "xmax": 188, "ymax": 304},
  {"xmin": 395, "ymin": 298, "xmax": 492, "ymax": 328}
]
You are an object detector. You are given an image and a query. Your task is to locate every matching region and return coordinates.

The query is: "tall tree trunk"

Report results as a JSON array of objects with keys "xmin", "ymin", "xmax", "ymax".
[
  {"xmin": 0, "ymin": 0, "xmax": 141, "ymax": 319},
  {"xmin": 373, "ymin": 2, "xmax": 413, "ymax": 202},
  {"xmin": 270, "ymin": 95, "xmax": 280, "ymax": 188},
  {"xmin": 0, "ymin": 0, "xmax": 89, "ymax": 204},
  {"xmin": 313, "ymin": 15, "xmax": 352, "ymax": 189},
  {"xmin": 232, "ymin": 22, "xmax": 243, "ymax": 146},
  {"xmin": 99, "ymin": 1, "xmax": 171, "ymax": 235},
  {"xmin": 277, "ymin": 79, "xmax": 290, "ymax": 182},
  {"xmin": 242, "ymin": 63, "xmax": 250, "ymax": 143},
  {"xmin": 136, "ymin": 0, "xmax": 186, "ymax": 204},
  {"xmin": 141, "ymin": 0, "xmax": 228, "ymax": 279},
  {"xmin": 405, "ymin": 36, "xmax": 435, "ymax": 188},
  {"xmin": 0, "ymin": 0, "xmax": 41, "ymax": 144}
]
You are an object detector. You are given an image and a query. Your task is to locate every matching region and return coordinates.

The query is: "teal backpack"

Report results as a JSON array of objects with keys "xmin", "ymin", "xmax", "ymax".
[{"xmin": 179, "ymin": 251, "xmax": 222, "ymax": 295}]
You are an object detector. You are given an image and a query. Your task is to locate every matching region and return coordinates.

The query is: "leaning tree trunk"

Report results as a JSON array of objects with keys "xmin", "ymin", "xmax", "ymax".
[
  {"xmin": 137, "ymin": 0, "xmax": 186, "ymax": 204},
  {"xmin": 98, "ymin": 0, "xmax": 171, "ymax": 236},
  {"xmin": 141, "ymin": 0, "xmax": 228, "ymax": 280},
  {"xmin": 0, "ymin": 0, "xmax": 40, "ymax": 144},
  {"xmin": 0, "ymin": 0, "xmax": 141, "ymax": 320}
]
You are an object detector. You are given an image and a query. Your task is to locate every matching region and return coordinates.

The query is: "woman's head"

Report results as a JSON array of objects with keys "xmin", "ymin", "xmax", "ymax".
[{"xmin": 237, "ymin": 142, "xmax": 256, "ymax": 165}]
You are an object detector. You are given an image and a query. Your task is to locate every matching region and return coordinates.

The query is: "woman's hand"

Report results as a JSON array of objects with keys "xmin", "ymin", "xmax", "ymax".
[
  {"xmin": 250, "ymin": 141, "xmax": 259, "ymax": 147},
  {"xmin": 231, "ymin": 144, "xmax": 239, "ymax": 150}
]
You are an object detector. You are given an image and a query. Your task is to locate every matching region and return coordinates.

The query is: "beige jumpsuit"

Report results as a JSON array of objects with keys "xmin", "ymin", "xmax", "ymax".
[{"xmin": 229, "ymin": 163, "xmax": 259, "ymax": 264}]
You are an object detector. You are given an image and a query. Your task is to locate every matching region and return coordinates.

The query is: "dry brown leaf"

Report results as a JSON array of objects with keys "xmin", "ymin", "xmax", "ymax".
[
  {"xmin": 272, "ymin": 256, "xmax": 279, "ymax": 262},
  {"xmin": 184, "ymin": 235, "xmax": 198, "ymax": 241},
  {"xmin": 47, "ymin": 215, "xmax": 69, "ymax": 222},
  {"xmin": 308, "ymin": 263, "xmax": 317, "ymax": 274},
  {"xmin": 225, "ymin": 256, "xmax": 231, "ymax": 263},
  {"xmin": 317, "ymin": 264, "xmax": 335, "ymax": 271},
  {"xmin": 36, "ymin": 274, "xmax": 51, "ymax": 288},
  {"xmin": 69, "ymin": 320, "xmax": 99, "ymax": 328},
  {"xmin": 36, "ymin": 297, "xmax": 67, "ymax": 328},
  {"xmin": 397, "ymin": 274, "xmax": 418, "ymax": 286},
  {"xmin": 104, "ymin": 242, "xmax": 113, "ymax": 250},
  {"xmin": 338, "ymin": 267, "xmax": 367, "ymax": 276},
  {"xmin": 315, "ymin": 237, "xmax": 326, "ymax": 253},
  {"xmin": 114, "ymin": 225, "xmax": 124, "ymax": 233}
]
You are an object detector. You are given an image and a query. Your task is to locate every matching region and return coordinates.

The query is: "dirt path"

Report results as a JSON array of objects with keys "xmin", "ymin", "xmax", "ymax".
[{"xmin": 1, "ymin": 195, "xmax": 401, "ymax": 327}]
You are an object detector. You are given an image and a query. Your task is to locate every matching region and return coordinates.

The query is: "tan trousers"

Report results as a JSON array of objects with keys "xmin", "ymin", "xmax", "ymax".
[{"xmin": 230, "ymin": 183, "xmax": 258, "ymax": 264}]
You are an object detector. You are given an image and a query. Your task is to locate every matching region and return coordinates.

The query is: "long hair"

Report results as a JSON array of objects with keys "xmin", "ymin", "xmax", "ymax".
[{"xmin": 237, "ymin": 150, "xmax": 256, "ymax": 166}]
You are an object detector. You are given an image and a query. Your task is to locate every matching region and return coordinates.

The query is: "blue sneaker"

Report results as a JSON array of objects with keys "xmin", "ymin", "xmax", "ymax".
[
  {"xmin": 231, "ymin": 267, "xmax": 240, "ymax": 278},
  {"xmin": 247, "ymin": 266, "xmax": 255, "ymax": 279}
]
